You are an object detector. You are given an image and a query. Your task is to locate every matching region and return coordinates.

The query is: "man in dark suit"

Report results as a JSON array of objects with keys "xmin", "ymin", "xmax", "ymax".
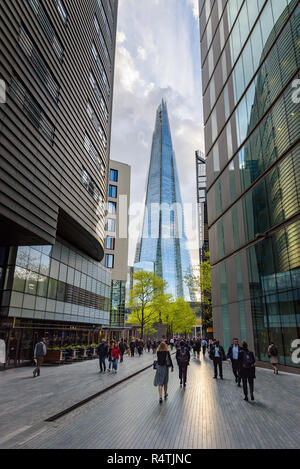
[
  {"xmin": 227, "ymin": 338, "xmax": 242, "ymax": 386},
  {"xmin": 238, "ymin": 342, "xmax": 256, "ymax": 401},
  {"xmin": 209, "ymin": 340, "xmax": 226, "ymax": 380}
]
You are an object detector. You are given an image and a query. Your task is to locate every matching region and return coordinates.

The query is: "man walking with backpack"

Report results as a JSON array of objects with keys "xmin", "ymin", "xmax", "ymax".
[
  {"xmin": 176, "ymin": 341, "xmax": 190, "ymax": 387},
  {"xmin": 268, "ymin": 342, "xmax": 279, "ymax": 375},
  {"xmin": 33, "ymin": 337, "xmax": 47, "ymax": 377},
  {"xmin": 238, "ymin": 342, "xmax": 256, "ymax": 401}
]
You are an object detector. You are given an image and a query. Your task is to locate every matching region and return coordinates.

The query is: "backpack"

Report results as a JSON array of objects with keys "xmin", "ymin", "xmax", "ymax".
[
  {"xmin": 270, "ymin": 345, "xmax": 278, "ymax": 357},
  {"xmin": 243, "ymin": 350, "xmax": 254, "ymax": 368},
  {"xmin": 178, "ymin": 347, "xmax": 189, "ymax": 364}
]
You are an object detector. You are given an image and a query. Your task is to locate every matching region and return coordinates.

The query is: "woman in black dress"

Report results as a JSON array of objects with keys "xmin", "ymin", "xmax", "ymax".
[{"xmin": 154, "ymin": 342, "xmax": 174, "ymax": 403}]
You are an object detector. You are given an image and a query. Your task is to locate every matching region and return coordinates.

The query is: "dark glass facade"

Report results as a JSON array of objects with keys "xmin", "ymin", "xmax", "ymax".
[{"xmin": 199, "ymin": 0, "xmax": 300, "ymax": 367}]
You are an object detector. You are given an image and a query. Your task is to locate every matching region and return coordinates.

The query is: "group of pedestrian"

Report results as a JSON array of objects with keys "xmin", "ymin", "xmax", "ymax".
[
  {"xmin": 209, "ymin": 338, "xmax": 256, "ymax": 402},
  {"xmin": 97, "ymin": 339, "xmax": 123, "ymax": 374}
]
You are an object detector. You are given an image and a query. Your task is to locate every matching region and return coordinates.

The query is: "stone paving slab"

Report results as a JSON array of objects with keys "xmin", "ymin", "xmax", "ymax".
[
  {"xmin": 0, "ymin": 350, "xmax": 157, "ymax": 444},
  {"xmin": 2, "ymin": 355, "xmax": 300, "ymax": 449}
]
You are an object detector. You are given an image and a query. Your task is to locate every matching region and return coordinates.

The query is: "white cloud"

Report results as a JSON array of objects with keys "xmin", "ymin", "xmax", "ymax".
[
  {"xmin": 111, "ymin": 0, "xmax": 204, "ymax": 267},
  {"xmin": 137, "ymin": 46, "xmax": 147, "ymax": 60}
]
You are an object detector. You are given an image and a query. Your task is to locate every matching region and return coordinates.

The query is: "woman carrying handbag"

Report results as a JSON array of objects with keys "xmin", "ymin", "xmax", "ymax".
[{"xmin": 154, "ymin": 342, "xmax": 174, "ymax": 403}]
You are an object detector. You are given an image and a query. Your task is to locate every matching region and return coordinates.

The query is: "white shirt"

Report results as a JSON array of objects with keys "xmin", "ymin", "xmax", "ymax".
[{"xmin": 232, "ymin": 345, "xmax": 239, "ymax": 360}]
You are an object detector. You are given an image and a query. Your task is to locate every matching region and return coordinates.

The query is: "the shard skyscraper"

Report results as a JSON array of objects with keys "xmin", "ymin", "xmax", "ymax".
[{"xmin": 135, "ymin": 100, "xmax": 192, "ymax": 300}]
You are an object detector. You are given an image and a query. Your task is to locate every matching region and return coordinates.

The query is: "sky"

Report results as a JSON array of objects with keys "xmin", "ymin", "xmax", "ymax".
[{"xmin": 110, "ymin": 0, "xmax": 204, "ymax": 268}]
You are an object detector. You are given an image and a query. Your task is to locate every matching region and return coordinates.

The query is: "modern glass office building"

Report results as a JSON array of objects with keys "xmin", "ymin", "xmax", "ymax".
[
  {"xmin": 0, "ymin": 0, "xmax": 118, "ymax": 367},
  {"xmin": 199, "ymin": 0, "xmax": 300, "ymax": 367},
  {"xmin": 135, "ymin": 101, "xmax": 192, "ymax": 300},
  {"xmin": 196, "ymin": 150, "xmax": 209, "ymax": 264}
]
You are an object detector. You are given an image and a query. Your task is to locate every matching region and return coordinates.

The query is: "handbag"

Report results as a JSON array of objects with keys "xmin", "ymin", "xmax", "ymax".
[
  {"xmin": 166, "ymin": 353, "xmax": 172, "ymax": 368},
  {"xmin": 153, "ymin": 360, "xmax": 157, "ymax": 370}
]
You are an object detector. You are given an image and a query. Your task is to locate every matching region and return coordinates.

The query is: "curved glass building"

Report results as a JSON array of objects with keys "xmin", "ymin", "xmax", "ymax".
[
  {"xmin": 199, "ymin": 0, "xmax": 300, "ymax": 367},
  {"xmin": 135, "ymin": 101, "xmax": 192, "ymax": 300}
]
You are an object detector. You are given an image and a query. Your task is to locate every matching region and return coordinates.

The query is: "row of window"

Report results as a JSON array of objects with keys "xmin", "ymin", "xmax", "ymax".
[
  {"xmin": 81, "ymin": 168, "xmax": 102, "ymax": 203},
  {"xmin": 209, "ymin": 72, "xmax": 300, "ymax": 223},
  {"xmin": 86, "ymin": 101, "xmax": 107, "ymax": 148},
  {"xmin": 12, "ymin": 266, "xmax": 110, "ymax": 311},
  {"xmin": 212, "ymin": 144, "xmax": 300, "ymax": 264},
  {"xmin": 97, "ymin": 0, "xmax": 112, "ymax": 48},
  {"xmin": 208, "ymin": 10, "xmax": 300, "ymax": 192},
  {"xmin": 207, "ymin": 2, "xmax": 300, "ymax": 135},
  {"xmin": 53, "ymin": 0, "xmax": 68, "ymax": 24},
  {"xmin": 89, "ymin": 71, "xmax": 109, "ymax": 121},
  {"xmin": 92, "ymin": 43, "xmax": 110, "ymax": 96},
  {"xmin": 84, "ymin": 133, "xmax": 106, "ymax": 176},
  {"xmin": 29, "ymin": 0, "xmax": 64, "ymax": 59},
  {"xmin": 94, "ymin": 15, "xmax": 111, "ymax": 68},
  {"xmin": 10, "ymin": 76, "xmax": 55, "ymax": 142},
  {"xmin": 19, "ymin": 25, "xmax": 60, "ymax": 101}
]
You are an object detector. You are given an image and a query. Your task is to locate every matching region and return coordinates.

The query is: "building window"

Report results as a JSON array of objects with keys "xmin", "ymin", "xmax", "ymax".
[
  {"xmin": 86, "ymin": 102, "xmax": 107, "ymax": 148},
  {"xmin": 54, "ymin": 0, "xmax": 68, "ymax": 24},
  {"xmin": 94, "ymin": 16, "xmax": 111, "ymax": 67},
  {"xmin": 92, "ymin": 43, "xmax": 110, "ymax": 96},
  {"xmin": 84, "ymin": 133, "xmax": 105, "ymax": 176},
  {"xmin": 110, "ymin": 169, "xmax": 118, "ymax": 182},
  {"xmin": 81, "ymin": 168, "xmax": 102, "ymax": 203},
  {"xmin": 97, "ymin": 0, "xmax": 112, "ymax": 47},
  {"xmin": 89, "ymin": 71, "xmax": 108, "ymax": 121},
  {"xmin": 10, "ymin": 76, "xmax": 55, "ymax": 142},
  {"xmin": 108, "ymin": 201, "xmax": 117, "ymax": 214},
  {"xmin": 19, "ymin": 26, "xmax": 60, "ymax": 100},
  {"xmin": 109, "ymin": 185, "xmax": 117, "ymax": 198},
  {"xmin": 29, "ymin": 0, "xmax": 64, "ymax": 60},
  {"xmin": 106, "ymin": 218, "xmax": 115, "ymax": 232},
  {"xmin": 105, "ymin": 254, "xmax": 114, "ymax": 269},
  {"xmin": 106, "ymin": 236, "xmax": 115, "ymax": 250}
]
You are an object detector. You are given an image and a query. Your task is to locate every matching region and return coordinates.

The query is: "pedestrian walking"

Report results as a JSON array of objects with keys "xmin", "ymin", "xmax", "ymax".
[
  {"xmin": 137, "ymin": 339, "xmax": 144, "ymax": 357},
  {"xmin": 130, "ymin": 339, "xmax": 135, "ymax": 357},
  {"xmin": 146, "ymin": 339, "xmax": 151, "ymax": 352},
  {"xmin": 268, "ymin": 342, "xmax": 279, "ymax": 375},
  {"xmin": 154, "ymin": 342, "xmax": 174, "ymax": 403},
  {"xmin": 97, "ymin": 339, "xmax": 108, "ymax": 373},
  {"xmin": 209, "ymin": 340, "xmax": 226, "ymax": 380},
  {"xmin": 201, "ymin": 338, "xmax": 207, "ymax": 357},
  {"xmin": 119, "ymin": 339, "xmax": 126, "ymax": 363},
  {"xmin": 176, "ymin": 341, "xmax": 190, "ymax": 387},
  {"xmin": 238, "ymin": 342, "xmax": 256, "ymax": 401},
  {"xmin": 33, "ymin": 337, "xmax": 47, "ymax": 378},
  {"xmin": 110, "ymin": 342, "xmax": 121, "ymax": 373},
  {"xmin": 227, "ymin": 338, "xmax": 242, "ymax": 386},
  {"xmin": 170, "ymin": 338, "xmax": 174, "ymax": 351},
  {"xmin": 195, "ymin": 339, "xmax": 201, "ymax": 360},
  {"xmin": 152, "ymin": 340, "xmax": 157, "ymax": 354}
]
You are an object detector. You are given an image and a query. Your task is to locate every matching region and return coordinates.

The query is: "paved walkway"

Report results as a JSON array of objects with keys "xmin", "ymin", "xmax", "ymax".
[
  {"xmin": 1, "ymin": 353, "xmax": 300, "ymax": 449},
  {"xmin": 0, "ymin": 350, "xmax": 157, "ymax": 446}
]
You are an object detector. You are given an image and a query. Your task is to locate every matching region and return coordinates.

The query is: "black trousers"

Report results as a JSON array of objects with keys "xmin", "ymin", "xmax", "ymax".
[
  {"xmin": 232, "ymin": 359, "xmax": 241, "ymax": 384},
  {"xmin": 179, "ymin": 363, "xmax": 188, "ymax": 384},
  {"xmin": 202, "ymin": 346, "xmax": 206, "ymax": 356},
  {"xmin": 99, "ymin": 357, "xmax": 106, "ymax": 372},
  {"xmin": 213, "ymin": 358, "xmax": 223, "ymax": 378},
  {"xmin": 242, "ymin": 376, "xmax": 254, "ymax": 397}
]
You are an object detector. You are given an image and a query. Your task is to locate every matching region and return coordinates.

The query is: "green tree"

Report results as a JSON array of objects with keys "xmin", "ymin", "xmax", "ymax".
[
  {"xmin": 126, "ymin": 271, "xmax": 166, "ymax": 339},
  {"xmin": 170, "ymin": 298, "xmax": 197, "ymax": 337},
  {"xmin": 184, "ymin": 252, "xmax": 212, "ymax": 330}
]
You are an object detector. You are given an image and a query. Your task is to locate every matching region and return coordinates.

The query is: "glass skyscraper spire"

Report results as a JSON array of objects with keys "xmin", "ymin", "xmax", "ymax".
[{"xmin": 135, "ymin": 100, "xmax": 192, "ymax": 300}]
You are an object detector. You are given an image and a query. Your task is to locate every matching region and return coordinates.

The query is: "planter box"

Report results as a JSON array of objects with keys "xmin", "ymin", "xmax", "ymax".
[{"xmin": 44, "ymin": 350, "xmax": 64, "ymax": 364}]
